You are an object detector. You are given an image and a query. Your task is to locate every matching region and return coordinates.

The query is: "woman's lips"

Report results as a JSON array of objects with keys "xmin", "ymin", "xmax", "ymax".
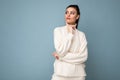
[{"xmin": 66, "ymin": 17, "xmax": 70, "ymax": 20}]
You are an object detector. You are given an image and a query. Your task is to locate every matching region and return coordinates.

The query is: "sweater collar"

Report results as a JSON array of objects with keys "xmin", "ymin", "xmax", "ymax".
[
  {"xmin": 66, "ymin": 23, "xmax": 77, "ymax": 28},
  {"xmin": 65, "ymin": 23, "xmax": 77, "ymax": 30}
]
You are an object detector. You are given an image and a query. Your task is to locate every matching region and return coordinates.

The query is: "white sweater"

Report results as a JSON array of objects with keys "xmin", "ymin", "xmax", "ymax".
[{"xmin": 53, "ymin": 25, "xmax": 88, "ymax": 77}]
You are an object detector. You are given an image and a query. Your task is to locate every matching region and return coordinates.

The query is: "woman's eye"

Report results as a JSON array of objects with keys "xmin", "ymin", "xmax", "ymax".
[
  {"xmin": 65, "ymin": 11, "xmax": 68, "ymax": 14},
  {"xmin": 70, "ymin": 12, "xmax": 75, "ymax": 15},
  {"xmin": 65, "ymin": 11, "xmax": 76, "ymax": 15}
]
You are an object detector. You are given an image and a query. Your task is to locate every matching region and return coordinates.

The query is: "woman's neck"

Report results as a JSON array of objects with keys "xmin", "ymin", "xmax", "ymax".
[{"xmin": 66, "ymin": 23, "xmax": 77, "ymax": 28}]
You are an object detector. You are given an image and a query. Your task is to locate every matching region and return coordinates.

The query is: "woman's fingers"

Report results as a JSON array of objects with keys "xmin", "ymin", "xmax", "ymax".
[
  {"xmin": 55, "ymin": 55, "xmax": 59, "ymax": 60},
  {"xmin": 52, "ymin": 52, "xmax": 59, "ymax": 60}
]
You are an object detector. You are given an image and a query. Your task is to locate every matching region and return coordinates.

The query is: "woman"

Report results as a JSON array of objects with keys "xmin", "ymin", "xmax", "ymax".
[{"xmin": 51, "ymin": 5, "xmax": 88, "ymax": 80}]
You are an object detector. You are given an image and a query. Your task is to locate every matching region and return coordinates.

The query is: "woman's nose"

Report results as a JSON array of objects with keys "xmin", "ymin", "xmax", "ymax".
[{"xmin": 67, "ymin": 13, "xmax": 70, "ymax": 17}]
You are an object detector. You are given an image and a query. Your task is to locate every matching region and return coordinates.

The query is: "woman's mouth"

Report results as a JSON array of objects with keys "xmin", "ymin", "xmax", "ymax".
[{"xmin": 66, "ymin": 17, "xmax": 70, "ymax": 20}]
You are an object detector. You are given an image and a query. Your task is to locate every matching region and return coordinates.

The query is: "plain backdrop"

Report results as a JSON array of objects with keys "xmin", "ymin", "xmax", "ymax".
[{"xmin": 0, "ymin": 0, "xmax": 120, "ymax": 80}]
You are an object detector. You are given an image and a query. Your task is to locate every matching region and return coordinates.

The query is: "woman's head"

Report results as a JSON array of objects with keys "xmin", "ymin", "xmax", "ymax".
[{"xmin": 65, "ymin": 5, "xmax": 80, "ymax": 29}]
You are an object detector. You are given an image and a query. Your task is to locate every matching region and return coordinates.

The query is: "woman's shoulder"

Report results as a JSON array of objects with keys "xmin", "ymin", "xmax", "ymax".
[
  {"xmin": 77, "ymin": 29, "xmax": 86, "ymax": 36},
  {"xmin": 77, "ymin": 30, "xmax": 87, "ymax": 42},
  {"xmin": 54, "ymin": 25, "xmax": 66, "ymax": 31}
]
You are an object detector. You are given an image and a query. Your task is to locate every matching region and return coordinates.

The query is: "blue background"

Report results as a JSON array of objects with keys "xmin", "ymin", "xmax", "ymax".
[{"xmin": 0, "ymin": 0, "xmax": 120, "ymax": 80}]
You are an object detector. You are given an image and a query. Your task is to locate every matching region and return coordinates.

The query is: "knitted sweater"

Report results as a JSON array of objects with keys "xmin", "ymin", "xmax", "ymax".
[{"xmin": 53, "ymin": 25, "xmax": 88, "ymax": 77}]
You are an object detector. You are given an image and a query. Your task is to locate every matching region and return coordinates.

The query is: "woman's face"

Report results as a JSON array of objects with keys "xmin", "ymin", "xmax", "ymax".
[{"xmin": 65, "ymin": 7, "xmax": 79, "ymax": 25}]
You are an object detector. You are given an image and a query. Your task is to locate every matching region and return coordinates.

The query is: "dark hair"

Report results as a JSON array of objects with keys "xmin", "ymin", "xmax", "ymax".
[{"xmin": 66, "ymin": 5, "xmax": 80, "ymax": 29}]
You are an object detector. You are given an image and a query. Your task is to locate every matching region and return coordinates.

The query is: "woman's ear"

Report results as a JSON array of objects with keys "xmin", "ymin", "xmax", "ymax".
[{"xmin": 76, "ymin": 15, "xmax": 80, "ymax": 20}]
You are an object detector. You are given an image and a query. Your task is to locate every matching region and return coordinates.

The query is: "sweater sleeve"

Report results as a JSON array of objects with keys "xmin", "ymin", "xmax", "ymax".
[
  {"xmin": 54, "ymin": 28, "xmax": 73, "ymax": 57},
  {"xmin": 60, "ymin": 33, "xmax": 88, "ymax": 64}
]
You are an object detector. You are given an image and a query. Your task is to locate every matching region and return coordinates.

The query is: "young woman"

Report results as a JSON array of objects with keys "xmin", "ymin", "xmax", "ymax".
[{"xmin": 51, "ymin": 5, "xmax": 88, "ymax": 80}]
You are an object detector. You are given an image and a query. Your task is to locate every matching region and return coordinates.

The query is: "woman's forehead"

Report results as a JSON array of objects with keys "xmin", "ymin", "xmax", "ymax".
[{"xmin": 66, "ymin": 7, "xmax": 77, "ymax": 12}]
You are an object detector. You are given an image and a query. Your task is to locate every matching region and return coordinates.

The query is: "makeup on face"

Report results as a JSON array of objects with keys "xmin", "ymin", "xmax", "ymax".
[{"xmin": 65, "ymin": 7, "xmax": 78, "ymax": 25}]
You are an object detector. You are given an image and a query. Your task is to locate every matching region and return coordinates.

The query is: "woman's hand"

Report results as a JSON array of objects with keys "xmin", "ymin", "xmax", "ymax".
[
  {"xmin": 52, "ymin": 52, "xmax": 59, "ymax": 60},
  {"xmin": 68, "ymin": 26, "xmax": 76, "ymax": 34}
]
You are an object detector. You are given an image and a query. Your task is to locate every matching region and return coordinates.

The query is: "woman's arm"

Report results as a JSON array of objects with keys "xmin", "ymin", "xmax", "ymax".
[
  {"xmin": 60, "ymin": 33, "xmax": 88, "ymax": 64},
  {"xmin": 54, "ymin": 27, "xmax": 74, "ymax": 57}
]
